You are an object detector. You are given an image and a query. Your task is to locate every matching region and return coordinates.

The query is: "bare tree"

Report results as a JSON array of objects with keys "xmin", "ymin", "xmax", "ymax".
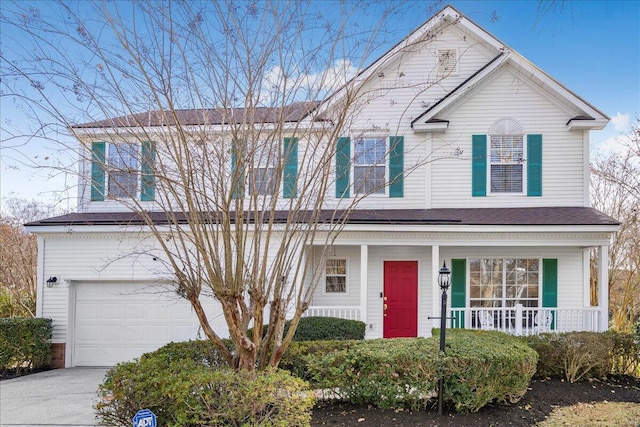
[
  {"xmin": 591, "ymin": 119, "xmax": 640, "ymax": 331},
  {"xmin": 1, "ymin": 1, "xmax": 453, "ymax": 369},
  {"xmin": 0, "ymin": 197, "xmax": 63, "ymax": 317}
]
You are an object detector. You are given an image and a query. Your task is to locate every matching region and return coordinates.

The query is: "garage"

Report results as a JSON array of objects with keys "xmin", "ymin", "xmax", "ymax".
[{"xmin": 72, "ymin": 282, "xmax": 224, "ymax": 366}]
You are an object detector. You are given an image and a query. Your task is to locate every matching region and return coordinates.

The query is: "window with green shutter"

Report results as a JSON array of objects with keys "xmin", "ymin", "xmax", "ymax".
[
  {"xmin": 471, "ymin": 135, "xmax": 487, "ymax": 196},
  {"xmin": 527, "ymin": 134, "xmax": 542, "ymax": 196},
  {"xmin": 389, "ymin": 136, "xmax": 404, "ymax": 198},
  {"xmin": 91, "ymin": 142, "xmax": 106, "ymax": 201},
  {"xmin": 335, "ymin": 137, "xmax": 351, "ymax": 198},
  {"xmin": 283, "ymin": 137, "xmax": 298, "ymax": 198}
]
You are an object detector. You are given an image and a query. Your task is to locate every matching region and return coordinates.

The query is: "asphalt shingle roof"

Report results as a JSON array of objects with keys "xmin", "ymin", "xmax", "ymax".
[{"xmin": 26, "ymin": 207, "xmax": 619, "ymax": 227}]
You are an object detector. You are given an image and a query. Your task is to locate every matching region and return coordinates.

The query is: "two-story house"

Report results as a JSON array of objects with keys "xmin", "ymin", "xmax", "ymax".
[{"xmin": 27, "ymin": 5, "xmax": 618, "ymax": 368}]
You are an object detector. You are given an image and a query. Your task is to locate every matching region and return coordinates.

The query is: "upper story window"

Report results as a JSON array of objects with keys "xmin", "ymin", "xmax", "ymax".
[
  {"xmin": 249, "ymin": 144, "xmax": 278, "ymax": 196},
  {"xmin": 335, "ymin": 135, "xmax": 403, "ymax": 199},
  {"xmin": 108, "ymin": 142, "xmax": 139, "ymax": 198},
  {"xmin": 325, "ymin": 258, "xmax": 347, "ymax": 293},
  {"xmin": 490, "ymin": 135, "xmax": 524, "ymax": 193},
  {"xmin": 353, "ymin": 137, "xmax": 386, "ymax": 195},
  {"xmin": 90, "ymin": 141, "xmax": 155, "ymax": 202}
]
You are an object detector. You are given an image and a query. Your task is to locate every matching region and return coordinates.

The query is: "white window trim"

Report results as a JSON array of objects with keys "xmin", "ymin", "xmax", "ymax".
[
  {"xmin": 487, "ymin": 134, "xmax": 528, "ymax": 196},
  {"xmin": 466, "ymin": 257, "xmax": 542, "ymax": 308},
  {"xmin": 352, "ymin": 136, "xmax": 388, "ymax": 196},
  {"xmin": 323, "ymin": 257, "xmax": 350, "ymax": 295},
  {"xmin": 106, "ymin": 142, "xmax": 140, "ymax": 200}
]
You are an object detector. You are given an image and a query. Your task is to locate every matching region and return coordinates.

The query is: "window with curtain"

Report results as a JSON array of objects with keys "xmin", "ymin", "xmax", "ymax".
[
  {"xmin": 248, "ymin": 143, "xmax": 278, "ymax": 196},
  {"xmin": 489, "ymin": 118, "xmax": 525, "ymax": 193}
]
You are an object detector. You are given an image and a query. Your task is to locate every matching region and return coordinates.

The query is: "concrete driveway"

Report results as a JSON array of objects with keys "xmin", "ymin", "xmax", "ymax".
[{"xmin": 0, "ymin": 368, "xmax": 108, "ymax": 426}]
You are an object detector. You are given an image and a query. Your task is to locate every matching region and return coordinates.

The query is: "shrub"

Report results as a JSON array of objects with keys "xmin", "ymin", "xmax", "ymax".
[
  {"xmin": 250, "ymin": 317, "xmax": 366, "ymax": 342},
  {"xmin": 610, "ymin": 331, "xmax": 640, "ymax": 376},
  {"xmin": 307, "ymin": 331, "xmax": 537, "ymax": 412},
  {"xmin": 96, "ymin": 341, "xmax": 315, "ymax": 427},
  {"xmin": 522, "ymin": 332, "xmax": 616, "ymax": 382},
  {"xmin": 293, "ymin": 317, "xmax": 366, "ymax": 341},
  {"xmin": 0, "ymin": 317, "xmax": 52, "ymax": 375},
  {"xmin": 279, "ymin": 340, "xmax": 358, "ymax": 383}
]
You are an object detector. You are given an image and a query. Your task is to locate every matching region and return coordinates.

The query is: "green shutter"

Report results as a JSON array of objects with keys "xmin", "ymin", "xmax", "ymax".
[
  {"xmin": 141, "ymin": 141, "xmax": 156, "ymax": 201},
  {"xmin": 90, "ymin": 141, "xmax": 106, "ymax": 201},
  {"xmin": 527, "ymin": 134, "xmax": 542, "ymax": 196},
  {"xmin": 335, "ymin": 137, "xmax": 350, "ymax": 198},
  {"xmin": 451, "ymin": 258, "xmax": 466, "ymax": 328},
  {"xmin": 543, "ymin": 258, "xmax": 558, "ymax": 329},
  {"xmin": 283, "ymin": 137, "xmax": 298, "ymax": 198},
  {"xmin": 389, "ymin": 136, "xmax": 404, "ymax": 198},
  {"xmin": 472, "ymin": 135, "xmax": 487, "ymax": 197},
  {"xmin": 542, "ymin": 259, "xmax": 558, "ymax": 308},
  {"xmin": 231, "ymin": 140, "xmax": 244, "ymax": 199}
]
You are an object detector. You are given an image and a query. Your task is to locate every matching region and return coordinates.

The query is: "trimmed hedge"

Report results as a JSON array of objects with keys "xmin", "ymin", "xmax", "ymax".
[
  {"xmin": 250, "ymin": 316, "xmax": 366, "ymax": 342},
  {"xmin": 0, "ymin": 317, "xmax": 52, "ymax": 374},
  {"xmin": 96, "ymin": 342, "xmax": 315, "ymax": 427},
  {"xmin": 306, "ymin": 330, "xmax": 537, "ymax": 412}
]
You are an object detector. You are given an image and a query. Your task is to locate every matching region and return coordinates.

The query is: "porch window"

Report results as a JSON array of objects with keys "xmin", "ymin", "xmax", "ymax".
[
  {"xmin": 353, "ymin": 137, "xmax": 386, "ymax": 194},
  {"xmin": 469, "ymin": 258, "xmax": 539, "ymax": 308},
  {"xmin": 108, "ymin": 142, "xmax": 139, "ymax": 198},
  {"xmin": 325, "ymin": 259, "xmax": 347, "ymax": 293}
]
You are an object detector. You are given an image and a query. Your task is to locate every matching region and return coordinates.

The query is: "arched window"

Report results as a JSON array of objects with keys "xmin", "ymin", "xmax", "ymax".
[{"xmin": 489, "ymin": 118, "xmax": 524, "ymax": 193}]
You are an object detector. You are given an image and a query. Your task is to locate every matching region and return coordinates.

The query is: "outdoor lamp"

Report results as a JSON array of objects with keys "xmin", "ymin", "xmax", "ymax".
[
  {"xmin": 438, "ymin": 262, "xmax": 451, "ymax": 291},
  {"xmin": 46, "ymin": 276, "xmax": 58, "ymax": 288},
  {"xmin": 437, "ymin": 260, "xmax": 451, "ymax": 416}
]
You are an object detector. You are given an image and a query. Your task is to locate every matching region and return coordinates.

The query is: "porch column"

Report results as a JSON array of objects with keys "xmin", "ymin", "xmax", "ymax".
[
  {"xmin": 360, "ymin": 245, "xmax": 368, "ymax": 324},
  {"xmin": 432, "ymin": 245, "xmax": 440, "ymax": 329},
  {"xmin": 598, "ymin": 245, "xmax": 609, "ymax": 331}
]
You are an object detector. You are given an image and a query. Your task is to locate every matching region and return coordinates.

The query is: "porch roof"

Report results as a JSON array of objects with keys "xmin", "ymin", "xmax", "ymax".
[{"xmin": 26, "ymin": 207, "xmax": 619, "ymax": 228}]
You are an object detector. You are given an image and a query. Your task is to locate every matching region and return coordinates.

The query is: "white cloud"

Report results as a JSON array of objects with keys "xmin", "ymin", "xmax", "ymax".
[{"xmin": 610, "ymin": 112, "xmax": 630, "ymax": 132}]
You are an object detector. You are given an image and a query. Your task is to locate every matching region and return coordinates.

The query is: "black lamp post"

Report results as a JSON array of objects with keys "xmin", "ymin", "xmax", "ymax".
[{"xmin": 437, "ymin": 261, "xmax": 451, "ymax": 415}]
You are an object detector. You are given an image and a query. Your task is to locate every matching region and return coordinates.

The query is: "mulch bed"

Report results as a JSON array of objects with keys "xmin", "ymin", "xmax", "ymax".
[{"xmin": 311, "ymin": 376, "xmax": 640, "ymax": 426}]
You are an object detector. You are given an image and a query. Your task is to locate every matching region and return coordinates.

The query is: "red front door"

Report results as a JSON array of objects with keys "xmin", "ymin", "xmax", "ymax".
[{"xmin": 383, "ymin": 261, "xmax": 418, "ymax": 338}]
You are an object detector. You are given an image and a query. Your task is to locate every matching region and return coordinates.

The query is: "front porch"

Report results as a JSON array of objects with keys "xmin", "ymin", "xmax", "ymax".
[{"xmin": 304, "ymin": 305, "xmax": 603, "ymax": 336}]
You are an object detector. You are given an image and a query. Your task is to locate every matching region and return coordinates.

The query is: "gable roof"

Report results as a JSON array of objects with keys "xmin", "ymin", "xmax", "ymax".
[{"xmin": 320, "ymin": 4, "xmax": 608, "ymax": 131}]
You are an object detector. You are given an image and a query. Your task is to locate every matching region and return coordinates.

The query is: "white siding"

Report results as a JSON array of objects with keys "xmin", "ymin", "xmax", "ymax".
[
  {"xmin": 431, "ymin": 65, "xmax": 587, "ymax": 208},
  {"xmin": 309, "ymin": 246, "xmax": 361, "ymax": 307}
]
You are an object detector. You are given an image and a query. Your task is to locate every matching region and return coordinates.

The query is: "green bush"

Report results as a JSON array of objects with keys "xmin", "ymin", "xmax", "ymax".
[
  {"xmin": 0, "ymin": 317, "xmax": 52, "ymax": 374},
  {"xmin": 307, "ymin": 331, "xmax": 537, "ymax": 412},
  {"xmin": 522, "ymin": 331, "xmax": 616, "ymax": 382},
  {"xmin": 293, "ymin": 317, "xmax": 366, "ymax": 341},
  {"xmin": 141, "ymin": 339, "xmax": 233, "ymax": 368},
  {"xmin": 250, "ymin": 317, "xmax": 366, "ymax": 342},
  {"xmin": 279, "ymin": 340, "xmax": 360, "ymax": 383},
  {"xmin": 96, "ymin": 341, "xmax": 315, "ymax": 427}
]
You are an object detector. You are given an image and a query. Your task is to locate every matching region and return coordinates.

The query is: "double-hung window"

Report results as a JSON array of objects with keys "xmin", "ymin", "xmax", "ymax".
[
  {"xmin": 490, "ymin": 135, "xmax": 524, "ymax": 193},
  {"xmin": 108, "ymin": 142, "xmax": 139, "ymax": 198},
  {"xmin": 325, "ymin": 259, "xmax": 347, "ymax": 293},
  {"xmin": 353, "ymin": 137, "xmax": 386, "ymax": 194},
  {"xmin": 249, "ymin": 144, "xmax": 278, "ymax": 196}
]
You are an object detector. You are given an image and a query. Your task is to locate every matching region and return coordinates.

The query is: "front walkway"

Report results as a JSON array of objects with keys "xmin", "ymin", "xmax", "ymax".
[{"xmin": 0, "ymin": 368, "xmax": 108, "ymax": 426}]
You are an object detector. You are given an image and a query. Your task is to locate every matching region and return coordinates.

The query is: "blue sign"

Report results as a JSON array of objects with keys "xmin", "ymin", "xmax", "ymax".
[{"xmin": 132, "ymin": 409, "xmax": 157, "ymax": 427}]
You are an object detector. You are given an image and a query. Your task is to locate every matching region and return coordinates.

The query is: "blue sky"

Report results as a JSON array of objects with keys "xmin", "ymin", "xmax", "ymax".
[{"xmin": 1, "ymin": 0, "xmax": 638, "ymax": 209}]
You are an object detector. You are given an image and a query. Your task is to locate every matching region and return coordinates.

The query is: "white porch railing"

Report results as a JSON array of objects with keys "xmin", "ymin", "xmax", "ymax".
[
  {"xmin": 450, "ymin": 305, "xmax": 601, "ymax": 335},
  {"xmin": 304, "ymin": 306, "xmax": 361, "ymax": 321},
  {"xmin": 305, "ymin": 304, "xmax": 602, "ymax": 335}
]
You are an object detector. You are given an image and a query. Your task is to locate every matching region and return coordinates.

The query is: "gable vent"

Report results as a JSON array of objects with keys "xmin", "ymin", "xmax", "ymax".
[{"xmin": 437, "ymin": 49, "xmax": 458, "ymax": 76}]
